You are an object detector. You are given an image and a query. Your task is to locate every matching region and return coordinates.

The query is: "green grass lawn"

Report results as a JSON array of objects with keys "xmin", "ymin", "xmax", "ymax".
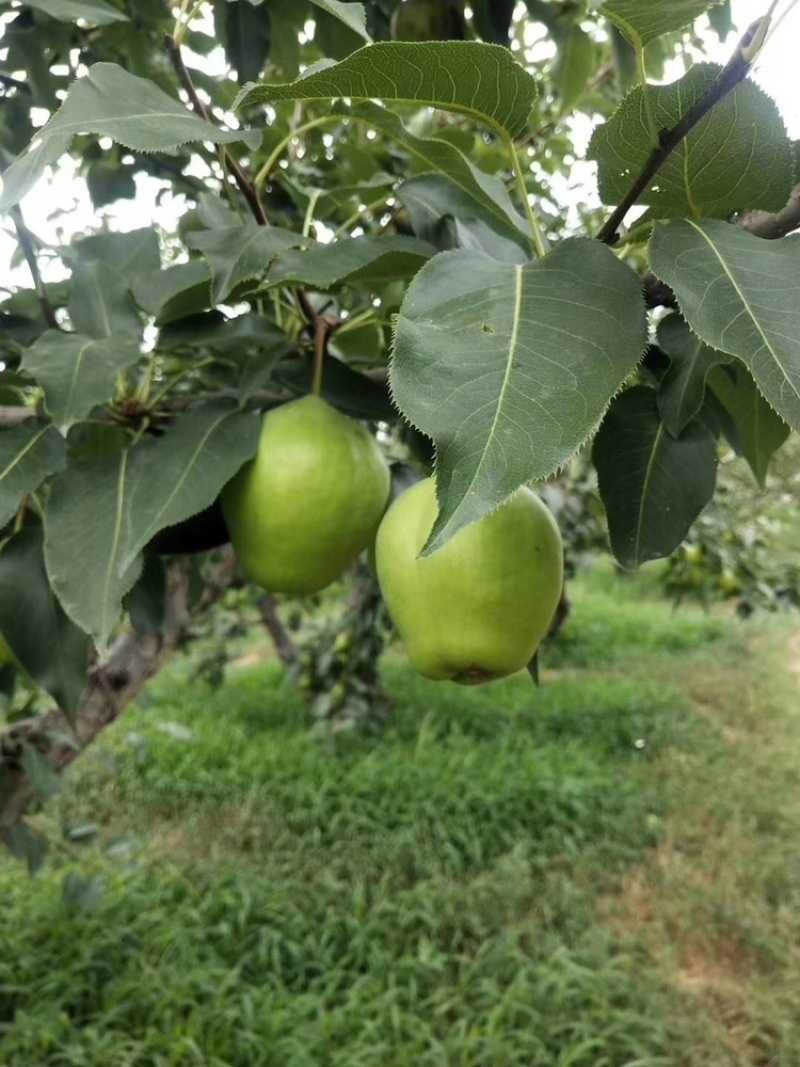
[{"xmin": 1, "ymin": 562, "xmax": 799, "ymax": 1066}]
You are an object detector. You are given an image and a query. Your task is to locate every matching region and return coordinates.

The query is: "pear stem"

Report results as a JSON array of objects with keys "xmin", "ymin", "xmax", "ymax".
[{"xmin": 311, "ymin": 314, "xmax": 328, "ymax": 397}]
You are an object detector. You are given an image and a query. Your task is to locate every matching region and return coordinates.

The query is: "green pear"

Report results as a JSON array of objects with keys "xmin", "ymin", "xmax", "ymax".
[
  {"xmin": 222, "ymin": 396, "xmax": 391, "ymax": 595},
  {"xmin": 375, "ymin": 477, "xmax": 563, "ymax": 684}
]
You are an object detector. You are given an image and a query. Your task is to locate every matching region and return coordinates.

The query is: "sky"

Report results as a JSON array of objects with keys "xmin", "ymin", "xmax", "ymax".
[{"xmin": 0, "ymin": 0, "xmax": 798, "ymax": 288}]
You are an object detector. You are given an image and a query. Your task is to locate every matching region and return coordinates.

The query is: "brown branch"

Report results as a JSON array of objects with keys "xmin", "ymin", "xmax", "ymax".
[
  {"xmin": 735, "ymin": 182, "xmax": 800, "ymax": 240},
  {"xmin": 163, "ymin": 34, "xmax": 268, "ymax": 227},
  {"xmin": 0, "ymin": 150, "xmax": 60, "ymax": 331},
  {"xmin": 256, "ymin": 593, "xmax": 296, "ymax": 666},
  {"xmin": 0, "ymin": 549, "xmax": 237, "ymax": 835},
  {"xmin": 0, "ymin": 406, "xmax": 37, "ymax": 428},
  {"xmin": 597, "ymin": 19, "xmax": 762, "ymax": 245}
]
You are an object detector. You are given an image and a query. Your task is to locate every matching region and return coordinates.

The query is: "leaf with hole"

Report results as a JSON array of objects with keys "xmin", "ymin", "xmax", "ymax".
[{"xmin": 589, "ymin": 64, "xmax": 793, "ymax": 219}]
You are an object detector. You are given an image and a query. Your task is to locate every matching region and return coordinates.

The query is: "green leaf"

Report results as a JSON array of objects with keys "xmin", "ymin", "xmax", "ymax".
[
  {"xmin": 0, "ymin": 0, "xmax": 129, "ymax": 25},
  {"xmin": 707, "ymin": 362, "xmax": 790, "ymax": 487},
  {"xmin": 589, "ymin": 64, "xmax": 793, "ymax": 219},
  {"xmin": 69, "ymin": 229, "xmax": 161, "ymax": 286},
  {"xmin": 215, "ymin": 0, "xmax": 272, "ymax": 83},
  {"xmin": 236, "ymin": 41, "xmax": 538, "ymax": 140},
  {"xmin": 20, "ymin": 743, "xmax": 62, "ymax": 803},
  {"xmin": 0, "ymin": 63, "xmax": 260, "ymax": 214},
  {"xmin": 307, "ymin": 0, "xmax": 372, "ymax": 42},
  {"xmin": 68, "ymin": 261, "xmax": 143, "ymax": 340},
  {"xmin": 600, "ymin": 0, "xmax": 723, "ymax": 49},
  {"xmin": 349, "ymin": 101, "xmax": 532, "ymax": 246},
  {"xmin": 593, "ymin": 387, "xmax": 718, "ymax": 569},
  {"xmin": 470, "ymin": 0, "xmax": 517, "ymax": 45},
  {"xmin": 391, "ymin": 239, "xmax": 647, "ymax": 553},
  {"xmin": 22, "ymin": 331, "xmax": 141, "ymax": 431},
  {"xmin": 3, "ymin": 820, "xmax": 48, "ymax": 874},
  {"xmin": 126, "ymin": 554, "xmax": 167, "ymax": 639},
  {"xmin": 0, "ymin": 422, "xmax": 66, "ymax": 528},
  {"xmin": 187, "ymin": 224, "xmax": 308, "ymax": 304},
  {"xmin": 0, "ymin": 521, "xmax": 91, "ymax": 718},
  {"xmin": 62, "ymin": 871, "xmax": 105, "ymax": 915},
  {"xmin": 649, "ymin": 220, "xmax": 800, "ymax": 433},
  {"xmin": 267, "ymin": 235, "xmax": 435, "ymax": 289},
  {"xmin": 656, "ymin": 313, "xmax": 733, "ymax": 436},
  {"xmin": 552, "ymin": 23, "xmax": 596, "ymax": 115},
  {"xmin": 132, "ymin": 262, "xmax": 212, "ymax": 325},
  {"xmin": 45, "ymin": 403, "xmax": 260, "ymax": 650}
]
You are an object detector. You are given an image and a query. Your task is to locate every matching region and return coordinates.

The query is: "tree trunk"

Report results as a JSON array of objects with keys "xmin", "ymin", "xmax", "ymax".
[{"xmin": 0, "ymin": 550, "xmax": 237, "ymax": 837}]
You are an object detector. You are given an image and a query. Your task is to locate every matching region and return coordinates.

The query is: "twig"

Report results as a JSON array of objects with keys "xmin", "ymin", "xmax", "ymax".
[
  {"xmin": 163, "ymin": 34, "xmax": 268, "ymax": 227},
  {"xmin": 256, "ymin": 593, "xmax": 296, "ymax": 666},
  {"xmin": 735, "ymin": 183, "xmax": 800, "ymax": 240},
  {"xmin": 162, "ymin": 34, "xmax": 318, "ymax": 337},
  {"xmin": 597, "ymin": 19, "xmax": 763, "ymax": 245},
  {"xmin": 0, "ymin": 149, "xmax": 60, "ymax": 331}
]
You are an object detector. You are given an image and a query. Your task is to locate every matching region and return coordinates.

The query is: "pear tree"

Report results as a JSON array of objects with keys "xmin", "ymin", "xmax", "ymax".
[{"xmin": 1, "ymin": 0, "xmax": 799, "ymax": 866}]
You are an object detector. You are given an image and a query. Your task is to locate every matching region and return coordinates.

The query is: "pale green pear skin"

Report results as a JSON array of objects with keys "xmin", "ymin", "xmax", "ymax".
[
  {"xmin": 222, "ymin": 396, "xmax": 391, "ymax": 595},
  {"xmin": 375, "ymin": 478, "xmax": 563, "ymax": 685}
]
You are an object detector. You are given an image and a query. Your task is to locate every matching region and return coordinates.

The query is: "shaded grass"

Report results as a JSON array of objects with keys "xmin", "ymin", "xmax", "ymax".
[{"xmin": 0, "ymin": 564, "xmax": 797, "ymax": 1065}]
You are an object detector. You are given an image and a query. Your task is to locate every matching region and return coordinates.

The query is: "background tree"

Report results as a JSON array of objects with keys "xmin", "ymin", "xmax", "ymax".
[{"xmin": 1, "ymin": 0, "xmax": 799, "ymax": 866}]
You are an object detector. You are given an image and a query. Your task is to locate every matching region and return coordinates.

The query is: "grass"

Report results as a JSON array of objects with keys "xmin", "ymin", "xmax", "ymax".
[{"xmin": 1, "ymin": 562, "xmax": 799, "ymax": 1065}]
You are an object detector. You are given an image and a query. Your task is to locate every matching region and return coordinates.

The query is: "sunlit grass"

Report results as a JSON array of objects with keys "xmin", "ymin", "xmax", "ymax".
[{"xmin": 1, "ymin": 563, "xmax": 799, "ymax": 1065}]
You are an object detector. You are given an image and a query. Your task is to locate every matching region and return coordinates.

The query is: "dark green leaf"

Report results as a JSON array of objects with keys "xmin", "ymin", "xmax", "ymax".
[
  {"xmin": 707, "ymin": 362, "xmax": 790, "ymax": 487},
  {"xmin": 216, "ymin": 0, "xmax": 271, "ymax": 82},
  {"xmin": 69, "ymin": 228, "xmax": 161, "ymax": 285},
  {"xmin": 600, "ymin": 0, "xmax": 723, "ymax": 48},
  {"xmin": 649, "ymin": 220, "xmax": 800, "ymax": 433},
  {"xmin": 20, "ymin": 743, "xmax": 62, "ymax": 803},
  {"xmin": 68, "ymin": 260, "xmax": 143, "ymax": 340},
  {"xmin": 236, "ymin": 41, "xmax": 538, "ymax": 140},
  {"xmin": 45, "ymin": 403, "xmax": 260, "ymax": 650},
  {"xmin": 552, "ymin": 24, "xmax": 596, "ymax": 115},
  {"xmin": 62, "ymin": 871, "xmax": 105, "ymax": 915},
  {"xmin": 470, "ymin": 0, "xmax": 516, "ymax": 45},
  {"xmin": 589, "ymin": 64, "xmax": 793, "ymax": 219},
  {"xmin": 308, "ymin": 0, "xmax": 372, "ymax": 42},
  {"xmin": 277, "ymin": 358, "xmax": 395, "ymax": 420},
  {"xmin": 267, "ymin": 235, "xmax": 435, "ymax": 289},
  {"xmin": 391, "ymin": 240, "xmax": 647, "ymax": 553},
  {"xmin": 0, "ymin": 63, "xmax": 261, "ymax": 214},
  {"xmin": 593, "ymin": 386, "xmax": 718, "ymax": 569},
  {"xmin": 0, "ymin": 521, "xmax": 91, "ymax": 718},
  {"xmin": 21, "ymin": 331, "xmax": 141, "ymax": 430},
  {"xmin": 350, "ymin": 101, "xmax": 532, "ymax": 247},
  {"xmin": 1, "ymin": 0, "xmax": 129, "ymax": 24},
  {"xmin": 656, "ymin": 313, "xmax": 733, "ymax": 436},
  {"xmin": 187, "ymin": 224, "xmax": 307, "ymax": 304},
  {"xmin": 3, "ymin": 819, "xmax": 48, "ymax": 874},
  {"xmin": 0, "ymin": 422, "xmax": 66, "ymax": 528},
  {"xmin": 126, "ymin": 554, "xmax": 166, "ymax": 638},
  {"xmin": 132, "ymin": 262, "xmax": 212, "ymax": 325}
]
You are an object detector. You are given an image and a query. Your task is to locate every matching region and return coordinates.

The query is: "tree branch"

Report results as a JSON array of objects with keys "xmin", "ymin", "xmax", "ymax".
[
  {"xmin": 163, "ymin": 34, "xmax": 268, "ymax": 227},
  {"xmin": 735, "ymin": 182, "xmax": 800, "ymax": 240},
  {"xmin": 256, "ymin": 593, "xmax": 296, "ymax": 666},
  {"xmin": 0, "ymin": 150, "xmax": 60, "ymax": 331},
  {"xmin": 597, "ymin": 19, "xmax": 762, "ymax": 245},
  {"xmin": 0, "ymin": 549, "xmax": 237, "ymax": 835}
]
